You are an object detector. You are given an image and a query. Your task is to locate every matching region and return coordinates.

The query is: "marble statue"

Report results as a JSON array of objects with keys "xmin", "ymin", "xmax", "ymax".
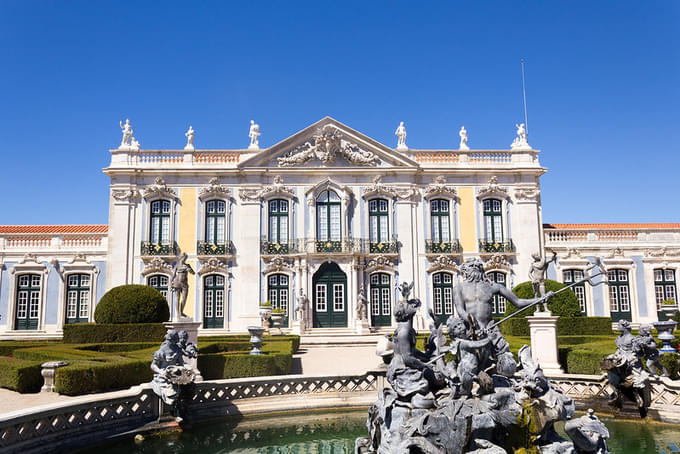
[
  {"xmin": 184, "ymin": 125, "xmax": 195, "ymax": 150},
  {"xmin": 529, "ymin": 250, "xmax": 557, "ymax": 312},
  {"xmin": 638, "ymin": 324, "xmax": 669, "ymax": 377},
  {"xmin": 119, "ymin": 119, "xmax": 140, "ymax": 150},
  {"xmin": 150, "ymin": 330, "xmax": 197, "ymax": 419},
  {"xmin": 459, "ymin": 126, "xmax": 469, "ymax": 151},
  {"xmin": 600, "ymin": 319, "xmax": 651, "ymax": 417},
  {"xmin": 356, "ymin": 269, "xmax": 602, "ymax": 453},
  {"xmin": 357, "ymin": 284, "xmax": 369, "ymax": 321},
  {"xmin": 296, "ymin": 288, "xmax": 308, "ymax": 326},
  {"xmin": 248, "ymin": 120, "xmax": 260, "ymax": 150},
  {"xmin": 395, "ymin": 121, "xmax": 407, "ymax": 150},
  {"xmin": 510, "ymin": 123, "xmax": 532, "ymax": 150},
  {"xmin": 171, "ymin": 253, "xmax": 195, "ymax": 320}
]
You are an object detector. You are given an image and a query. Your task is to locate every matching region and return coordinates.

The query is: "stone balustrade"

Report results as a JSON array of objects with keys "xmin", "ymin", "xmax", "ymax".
[
  {"xmin": 0, "ymin": 234, "xmax": 107, "ymax": 252},
  {"xmin": 412, "ymin": 149, "xmax": 539, "ymax": 167},
  {"xmin": 545, "ymin": 226, "xmax": 680, "ymax": 245}
]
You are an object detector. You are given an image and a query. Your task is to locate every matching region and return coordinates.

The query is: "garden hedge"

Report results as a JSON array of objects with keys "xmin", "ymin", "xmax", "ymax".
[
  {"xmin": 94, "ymin": 284, "xmax": 169, "ymax": 324},
  {"xmin": 63, "ymin": 323, "xmax": 167, "ymax": 343},
  {"xmin": 505, "ymin": 280, "xmax": 582, "ymax": 318},
  {"xmin": 500, "ymin": 317, "xmax": 613, "ymax": 337},
  {"xmin": 0, "ymin": 357, "xmax": 43, "ymax": 393}
]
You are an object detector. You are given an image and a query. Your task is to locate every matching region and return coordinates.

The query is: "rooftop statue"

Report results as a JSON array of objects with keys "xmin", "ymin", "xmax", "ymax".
[
  {"xmin": 395, "ymin": 121, "xmax": 407, "ymax": 151},
  {"xmin": 184, "ymin": 125, "xmax": 195, "ymax": 150},
  {"xmin": 248, "ymin": 120, "xmax": 260, "ymax": 150},
  {"xmin": 459, "ymin": 126, "xmax": 470, "ymax": 151},
  {"xmin": 119, "ymin": 119, "xmax": 140, "ymax": 150},
  {"xmin": 510, "ymin": 123, "xmax": 532, "ymax": 150}
]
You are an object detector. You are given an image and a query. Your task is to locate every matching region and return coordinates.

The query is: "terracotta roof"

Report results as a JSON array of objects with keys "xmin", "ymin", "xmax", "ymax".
[
  {"xmin": 544, "ymin": 223, "xmax": 680, "ymax": 230},
  {"xmin": 0, "ymin": 225, "xmax": 108, "ymax": 234}
]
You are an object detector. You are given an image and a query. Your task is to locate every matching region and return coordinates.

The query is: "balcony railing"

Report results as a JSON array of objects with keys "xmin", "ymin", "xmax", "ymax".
[
  {"xmin": 260, "ymin": 239, "xmax": 299, "ymax": 255},
  {"xmin": 197, "ymin": 241, "xmax": 234, "ymax": 256},
  {"xmin": 315, "ymin": 240, "xmax": 344, "ymax": 253},
  {"xmin": 425, "ymin": 239, "xmax": 462, "ymax": 254},
  {"xmin": 369, "ymin": 240, "xmax": 399, "ymax": 254},
  {"xmin": 141, "ymin": 241, "xmax": 179, "ymax": 256},
  {"xmin": 478, "ymin": 239, "xmax": 515, "ymax": 253}
]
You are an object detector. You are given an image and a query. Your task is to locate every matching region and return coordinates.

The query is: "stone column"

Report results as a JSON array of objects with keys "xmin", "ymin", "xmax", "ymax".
[
  {"xmin": 41, "ymin": 361, "xmax": 68, "ymax": 392},
  {"xmin": 231, "ymin": 197, "xmax": 263, "ymax": 330},
  {"xmin": 527, "ymin": 312, "xmax": 564, "ymax": 375}
]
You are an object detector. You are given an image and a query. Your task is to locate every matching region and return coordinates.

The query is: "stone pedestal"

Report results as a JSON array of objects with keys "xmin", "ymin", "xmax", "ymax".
[
  {"xmin": 291, "ymin": 318, "xmax": 303, "ymax": 335},
  {"xmin": 527, "ymin": 312, "xmax": 564, "ymax": 375},
  {"xmin": 355, "ymin": 318, "xmax": 371, "ymax": 335},
  {"xmin": 41, "ymin": 361, "xmax": 68, "ymax": 392},
  {"xmin": 164, "ymin": 319, "xmax": 203, "ymax": 382}
]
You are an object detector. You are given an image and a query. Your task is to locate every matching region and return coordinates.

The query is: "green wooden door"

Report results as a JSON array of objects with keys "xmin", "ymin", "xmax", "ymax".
[
  {"xmin": 313, "ymin": 262, "xmax": 347, "ymax": 328},
  {"xmin": 15, "ymin": 274, "xmax": 40, "ymax": 330},
  {"xmin": 608, "ymin": 269, "xmax": 632, "ymax": 322},
  {"xmin": 203, "ymin": 274, "xmax": 225, "ymax": 328},
  {"xmin": 370, "ymin": 273, "xmax": 392, "ymax": 327}
]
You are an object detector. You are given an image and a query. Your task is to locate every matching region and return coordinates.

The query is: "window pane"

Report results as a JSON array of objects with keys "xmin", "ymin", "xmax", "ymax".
[
  {"xmin": 618, "ymin": 270, "xmax": 627, "ymax": 281},
  {"xmin": 371, "ymin": 274, "xmax": 378, "ymax": 285},
  {"xmin": 441, "ymin": 214, "xmax": 450, "ymax": 242},
  {"xmin": 80, "ymin": 274, "xmax": 90, "ymax": 287},
  {"xmin": 431, "ymin": 200, "xmax": 439, "ymax": 212},
  {"xmin": 162, "ymin": 201, "xmax": 170, "ymax": 213},
  {"xmin": 269, "ymin": 200, "xmax": 277, "ymax": 213},
  {"xmin": 31, "ymin": 275, "xmax": 41, "ymax": 287},
  {"xmin": 207, "ymin": 217, "xmax": 216, "ymax": 243},
  {"xmin": 656, "ymin": 285, "xmax": 665, "ymax": 308},
  {"xmin": 370, "ymin": 216, "xmax": 378, "ymax": 242},
  {"xmin": 19, "ymin": 275, "xmax": 29, "ymax": 287},
  {"xmin": 619, "ymin": 287, "xmax": 630, "ymax": 311},
  {"xmin": 269, "ymin": 216, "xmax": 278, "ymax": 242},
  {"xmin": 440, "ymin": 200, "xmax": 448, "ymax": 212},
  {"xmin": 665, "ymin": 270, "xmax": 675, "ymax": 282},
  {"xmin": 318, "ymin": 206, "xmax": 328, "ymax": 240},
  {"xmin": 79, "ymin": 291, "xmax": 89, "ymax": 318},
  {"xmin": 151, "ymin": 217, "xmax": 160, "ymax": 243},
  {"xmin": 327, "ymin": 191, "xmax": 340, "ymax": 202},
  {"xmin": 215, "ymin": 290, "xmax": 224, "ymax": 317},
  {"xmin": 444, "ymin": 288, "xmax": 453, "ymax": 314},
  {"xmin": 280, "ymin": 200, "xmax": 288, "ymax": 213},
  {"xmin": 443, "ymin": 273, "xmax": 452, "ymax": 283},
  {"xmin": 330, "ymin": 205, "xmax": 341, "ymax": 240},
  {"xmin": 434, "ymin": 288, "xmax": 442, "ymax": 314},
  {"xmin": 161, "ymin": 217, "xmax": 169, "ymax": 243},
  {"xmin": 215, "ymin": 275, "xmax": 224, "ymax": 286},
  {"xmin": 382, "ymin": 288, "xmax": 390, "ymax": 315},
  {"xmin": 217, "ymin": 201, "xmax": 226, "ymax": 213},
  {"xmin": 369, "ymin": 200, "xmax": 377, "ymax": 211},
  {"xmin": 371, "ymin": 288, "xmax": 380, "ymax": 315},
  {"xmin": 316, "ymin": 284, "xmax": 326, "ymax": 311},
  {"xmin": 379, "ymin": 200, "xmax": 388, "ymax": 212},
  {"xmin": 665, "ymin": 285, "xmax": 676, "ymax": 302},
  {"xmin": 333, "ymin": 284, "xmax": 344, "ymax": 311},
  {"xmin": 654, "ymin": 270, "xmax": 663, "ymax": 282},
  {"xmin": 609, "ymin": 287, "xmax": 619, "ymax": 311},
  {"xmin": 216, "ymin": 217, "xmax": 225, "ymax": 243},
  {"xmin": 381, "ymin": 274, "xmax": 389, "ymax": 285},
  {"xmin": 68, "ymin": 275, "xmax": 78, "ymax": 287},
  {"xmin": 279, "ymin": 214, "xmax": 288, "ymax": 242}
]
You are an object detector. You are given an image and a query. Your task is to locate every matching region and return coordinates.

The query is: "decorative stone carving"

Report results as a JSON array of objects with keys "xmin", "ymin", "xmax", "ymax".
[
  {"xmin": 248, "ymin": 120, "xmax": 260, "ymax": 150},
  {"xmin": 607, "ymin": 247, "xmax": 625, "ymax": 258},
  {"xmin": 514, "ymin": 186, "xmax": 540, "ymax": 202},
  {"xmin": 277, "ymin": 124, "xmax": 379, "ymax": 166},
  {"xmin": 394, "ymin": 121, "xmax": 407, "ymax": 151},
  {"xmin": 424, "ymin": 175, "xmax": 457, "ymax": 200},
  {"xmin": 563, "ymin": 248, "xmax": 583, "ymax": 259},
  {"xmin": 477, "ymin": 176, "xmax": 508, "ymax": 199},
  {"xmin": 199, "ymin": 178, "xmax": 231, "ymax": 201},
  {"xmin": 143, "ymin": 177, "xmax": 177, "ymax": 200},
  {"xmin": 238, "ymin": 176, "xmax": 295, "ymax": 202},
  {"xmin": 426, "ymin": 255, "xmax": 459, "ymax": 274},
  {"xmin": 142, "ymin": 257, "xmax": 173, "ymax": 276},
  {"xmin": 197, "ymin": 257, "xmax": 229, "ymax": 276},
  {"xmin": 365, "ymin": 255, "xmax": 395, "ymax": 274},
  {"xmin": 394, "ymin": 185, "xmax": 420, "ymax": 202},
  {"xmin": 510, "ymin": 122, "xmax": 532, "ymax": 150},
  {"xmin": 362, "ymin": 176, "xmax": 397, "ymax": 199},
  {"xmin": 458, "ymin": 126, "xmax": 469, "ymax": 151},
  {"xmin": 19, "ymin": 253, "xmax": 40, "ymax": 265},
  {"xmin": 645, "ymin": 247, "xmax": 680, "ymax": 259},
  {"xmin": 262, "ymin": 256, "xmax": 294, "ymax": 275},
  {"xmin": 150, "ymin": 330, "xmax": 197, "ymax": 416},
  {"xmin": 184, "ymin": 126, "xmax": 195, "ymax": 150},
  {"xmin": 119, "ymin": 119, "xmax": 140, "ymax": 151},
  {"xmin": 111, "ymin": 188, "xmax": 140, "ymax": 202},
  {"xmin": 483, "ymin": 253, "xmax": 512, "ymax": 272},
  {"xmin": 67, "ymin": 253, "xmax": 88, "ymax": 265}
]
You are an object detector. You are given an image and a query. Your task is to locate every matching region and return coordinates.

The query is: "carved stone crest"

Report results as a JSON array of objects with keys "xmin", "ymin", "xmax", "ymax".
[
  {"xmin": 394, "ymin": 185, "xmax": 420, "ymax": 202},
  {"xmin": 365, "ymin": 255, "xmax": 395, "ymax": 274},
  {"xmin": 563, "ymin": 248, "xmax": 583, "ymax": 260},
  {"xmin": 607, "ymin": 247, "xmax": 625, "ymax": 258},
  {"xmin": 199, "ymin": 178, "xmax": 231, "ymax": 201},
  {"xmin": 262, "ymin": 256, "xmax": 294, "ymax": 275},
  {"xmin": 112, "ymin": 188, "xmax": 140, "ymax": 202},
  {"xmin": 68, "ymin": 253, "xmax": 89, "ymax": 264},
  {"xmin": 645, "ymin": 247, "xmax": 680, "ymax": 259},
  {"xmin": 426, "ymin": 255, "xmax": 459, "ymax": 274},
  {"xmin": 143, "ymin": 177, "xmax": 177, "ymax": 200},
  {"xmin": 277, "ymin": 125, "xmax": 380, "ymax": 167},
  {"xmin": 424, "ymin": 176, "xmax": 457, "ymax": 200},
  {"xmin": 477, "ymin": 176, "xmax": 508, "ymax": 199},
  {"xmin": 514, "ymin": 186, "xmax": 540, "ymax": 202},
  {"xmin": 239, "ymin": 176, "xmax": 295, "ymax": 202},
  {"xmin": 483, "ymin": 253, "xmax": 512, "ymax": 272},
  {"xmin": 198, "ymin": 257, "xmax": 229, "ymax": 276},
  {"xmin": 362, "ymin": 176, "xmax": 397, "ymax": 199},
  {"xmin": 141, "ymin": 257, "xmax": 173, "ymax": 276},
  {"xmin": 19, "ymin": 253, "xmax": 40, "ymax": 265}
]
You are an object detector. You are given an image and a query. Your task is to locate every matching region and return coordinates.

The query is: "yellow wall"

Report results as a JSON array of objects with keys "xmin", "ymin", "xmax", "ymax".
[
  {"xmin": 458, "ymin": 186, "xmax": 477, "ymax": 251},
  {"xmin": 178, "ymin": 188, "xmax": 197, "ymax": 316}
]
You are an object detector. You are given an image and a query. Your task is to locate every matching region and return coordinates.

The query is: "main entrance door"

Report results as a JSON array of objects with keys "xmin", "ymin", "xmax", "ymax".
[{"xmin": 313, "ymin": 262, "xmax": 347, "ymax": 328}]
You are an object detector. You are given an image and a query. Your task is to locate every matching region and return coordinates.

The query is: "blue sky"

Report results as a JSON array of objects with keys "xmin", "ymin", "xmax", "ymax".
[{"xmin": 0, "ymin": 1, "xmax": 678, "ymax": 225}]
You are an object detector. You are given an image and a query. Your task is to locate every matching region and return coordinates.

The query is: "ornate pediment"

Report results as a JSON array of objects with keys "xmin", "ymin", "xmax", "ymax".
[
  {"xmin": 198, "ymin": 257, "xmax": 229, "ymax": 276},
  {"xmin": 277, "ymin": 124, "xmax": 380, "ymax": 167},
  {"xmin": 199, "ymin": 178, "xmax": 231, "ymax": 201},
  {"xmin": 477, "ymin": 176, "xmax": 509, "ymax": 200},
  {"xmin": 143, "ymin": 177, "xmax": 177, "ymax": 200},
  {"xmin": 262, "ymin": 256, "xmax": 294, "ymax": 275},
  {"xmin": 363, "ymin": 176, "xmax": 397, "ymax": 199},
  {"xmin": 427, "ymin": 255, "xmax": 459, "ymax": 274},
  {"xmin": 141, "ymin": 257, "xmax": 173, "ymax": 276},
  {"xmin": 365, "ymin": 255, "xmax": 395, "ymax": 274},
  {"xmin": 424, "ymin": 176, "xmax": 457, "ymax": 200},
  {"xmin": 483, "ymin": 253, "xmax": 512, "ymax": 272}
]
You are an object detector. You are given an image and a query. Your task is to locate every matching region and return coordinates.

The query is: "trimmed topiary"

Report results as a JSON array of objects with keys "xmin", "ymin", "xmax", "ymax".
[
  {"xmin": 504, "ymin": 279, "xmax": 582, "ymax": 318},
  {"xmin": 94, "ymin": 284, "xmax": 169, "ymax": 324}
]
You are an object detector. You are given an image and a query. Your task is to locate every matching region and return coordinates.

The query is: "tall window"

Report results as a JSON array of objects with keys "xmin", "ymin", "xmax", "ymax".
[
  {"xmin": 317, "ymin": 190, "xmax": 341, "ymax": 241},
  {"xmin": 432, "ymin": 272, "xmax": 454, "ymax": 319},
  {"xmin": 608, "ymin": 269, "xmax": 631, "ymax": 321},
  {"xmin": 65, "ymin": 274, "xmax": 90, "ymax": 324},
  {"xmin": 483, "ymin": 199, "xmax": 503, "ymax": 242},
  {"xmin": 564, "ymin": 269, "xmax": 587, "ymax": 315},
  {"xmin": 487, "ymin": 272, "xmax": 507, "ymax": 316},
  {"xmin": 654, "ymin": 269, "xmax": 677, "ymax": 309},
  {"xmin": 268, "ymin": 199, "xmax": 289, "ymax": 244},
  {"xmin": 205, "ymin": 200, "xmax": 226, "ymax": 244},
  {"xmin": 148, "ymin": 274, "xmax": 169, "ymax": 300},
  {"xmin": 150, "ymin": 200, "xmax": 171, "ymax": 244},
  {"xmin": 204, "ymin": 274, "xmax": 225, "ymax": 329},
  {"xmin": 268, "ymin": 274, "xmax": 289, "ymax": 326},
  {"xmin": 430, "ymin": 199, "xmax": 451, "ymax": 243},
  {"xmin": 15, "ymin": 274, "xmax": 41, "ymax": 330},
  {"xmin": 370, "ymin": 273, "xmax": 391, "ymax": 327},
  {"xmin": 369, "ymin": 199, "xmax": 389, "ymax": 244}
]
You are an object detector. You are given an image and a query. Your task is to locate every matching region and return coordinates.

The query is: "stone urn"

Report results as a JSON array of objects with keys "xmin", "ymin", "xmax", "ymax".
[
  {"xmin": 259, "ymin": 305, "xmax": 272, "ymax": 331},
  {"xmin": 661, "ymin": 304, "xmax": 678, "ymax": 319},
  {"xmin": 270, "ymin": 312, "xmax": 285, "ymax": 335},
  {"xmin": 247, "ymin": 325, "xmax": 265, "ymax": 355},
  {"xmin": 653, "ymin": 320, "xmax": 677, "ymax": 353}
]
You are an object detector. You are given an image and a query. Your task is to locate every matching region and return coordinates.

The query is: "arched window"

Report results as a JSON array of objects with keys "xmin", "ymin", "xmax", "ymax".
[
  {"xmin": 368, "ymin": 199, "xmax": 389, "ymax": 245},
  {"xmin": 486, "ymin": 271, "xmax": 507, "ymax": 317},
  {"xmin": 370, "ymin": 273, "xmax": 391, "ymax": 327},
  {"xmin": 608, "ymin": 269, "xmax": 631, "ymax": 322},
  {"xmin": 149, "ymin": 200, "xmax": 171, "ymax": 244},
  {"xmin": 205, "ymin": 200, "xmax": 226, "ymax": 245},
  {"xmin": 268, "ymin": 274, "xmax": 289, "ymax": 327},
  {"xmin": 316, "ymin": 190, "xmax": 341, "ymax": 241},
  {"xmin": 430, "ymin": 199, "xmax": 451, "ymax": 243},
  {"xmin": 654, "ymin": 269, "xmax": 677, "ymax": 313},
  {"xmin": 147, "ymin": 274, "xmax": 169, "ymax": 300},
  {"xmin": 483, "ymin": 199, "xmax": 503, "ymax": 242},
  {"xmin": 204, "ymin": 274, "xmax": 225, "ymax": 329},
  {"xmin": 15, "ymin": 274, "xmax": 41, "ymax": 330},
  {"xmin": 65, "ymin": 274, "xmax": 90, "ymax": 324},
  {"xmin": 563, "ymin": 269, "xmax": 587, "ymax": 315},
  {"xmin": 268, "ymin": 199, "xmax": 289, "ymax": 244},
  {"xmin": 432, "ymin": 272, "xmax": 454, "ymax": 320}
]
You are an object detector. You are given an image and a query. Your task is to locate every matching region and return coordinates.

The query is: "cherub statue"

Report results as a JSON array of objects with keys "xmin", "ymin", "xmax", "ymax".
[
  {"xmin": 638, "ymin": 324, "xmax": 669, "ymax": 377},
  {"xmin": 150, "ymin": 330, "xmax": 195, "ymax": 410},
  {"xmin": 445, "ymin": 316, "xmax": 493, "ymax": 397}
]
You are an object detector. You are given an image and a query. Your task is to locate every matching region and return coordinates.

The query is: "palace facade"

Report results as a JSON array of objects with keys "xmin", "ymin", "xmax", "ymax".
[{"xmin": 0, "ymin": 117, "xmax": 678, "ymax": 338}]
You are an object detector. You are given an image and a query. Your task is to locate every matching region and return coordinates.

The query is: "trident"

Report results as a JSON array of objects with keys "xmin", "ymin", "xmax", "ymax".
[{"xmin": 487, "ymin": 257, "xmax": 609, "ymax": 330}]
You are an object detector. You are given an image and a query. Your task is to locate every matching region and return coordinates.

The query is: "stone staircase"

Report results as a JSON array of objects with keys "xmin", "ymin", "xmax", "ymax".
[{"xmin": 299, "ymin": 327, "xmax": 393, "ymax": 347}]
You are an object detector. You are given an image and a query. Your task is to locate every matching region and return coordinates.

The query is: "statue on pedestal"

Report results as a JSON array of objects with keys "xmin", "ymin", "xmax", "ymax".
[
  {"xmin": 529, "ymin": 250, "xmax": 557, "ymax": 312},
  {"xmin": 510, "ymin": 123, "xmax": 532, "ymax": 150},
  {"xmin": 394, "ymin": 121, "xmax": 407, "ymax": 150},
  {"xmin": 296, "ymin": 288, "xmax": 308, "ymax": 328},
  {"xmin": 184, "ymin": 125, "xmax": 195, "ymax": 150},
  {"xmin": 459, "ymin": 126, "xmax": 470, "ymax": 151},
  {"xmin": 119, "ymin": 119, "xmax": 140, "ymax": 150},
  {"xmin": 171, "ymin": 253, "xmax": 195, "ymax": 320},
  {"xmin": 248, "ymin": 120, "xmax": 260, "ymax": 150},
  {"xmin": 357, "ymin": 284, "xmax": 369, "ymax": 321}
]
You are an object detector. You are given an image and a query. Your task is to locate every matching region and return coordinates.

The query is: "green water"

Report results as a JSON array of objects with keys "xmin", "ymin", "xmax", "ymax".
[{"xmin": 84, "ymin": 410, "xmax": 680, "ymax": 454}]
